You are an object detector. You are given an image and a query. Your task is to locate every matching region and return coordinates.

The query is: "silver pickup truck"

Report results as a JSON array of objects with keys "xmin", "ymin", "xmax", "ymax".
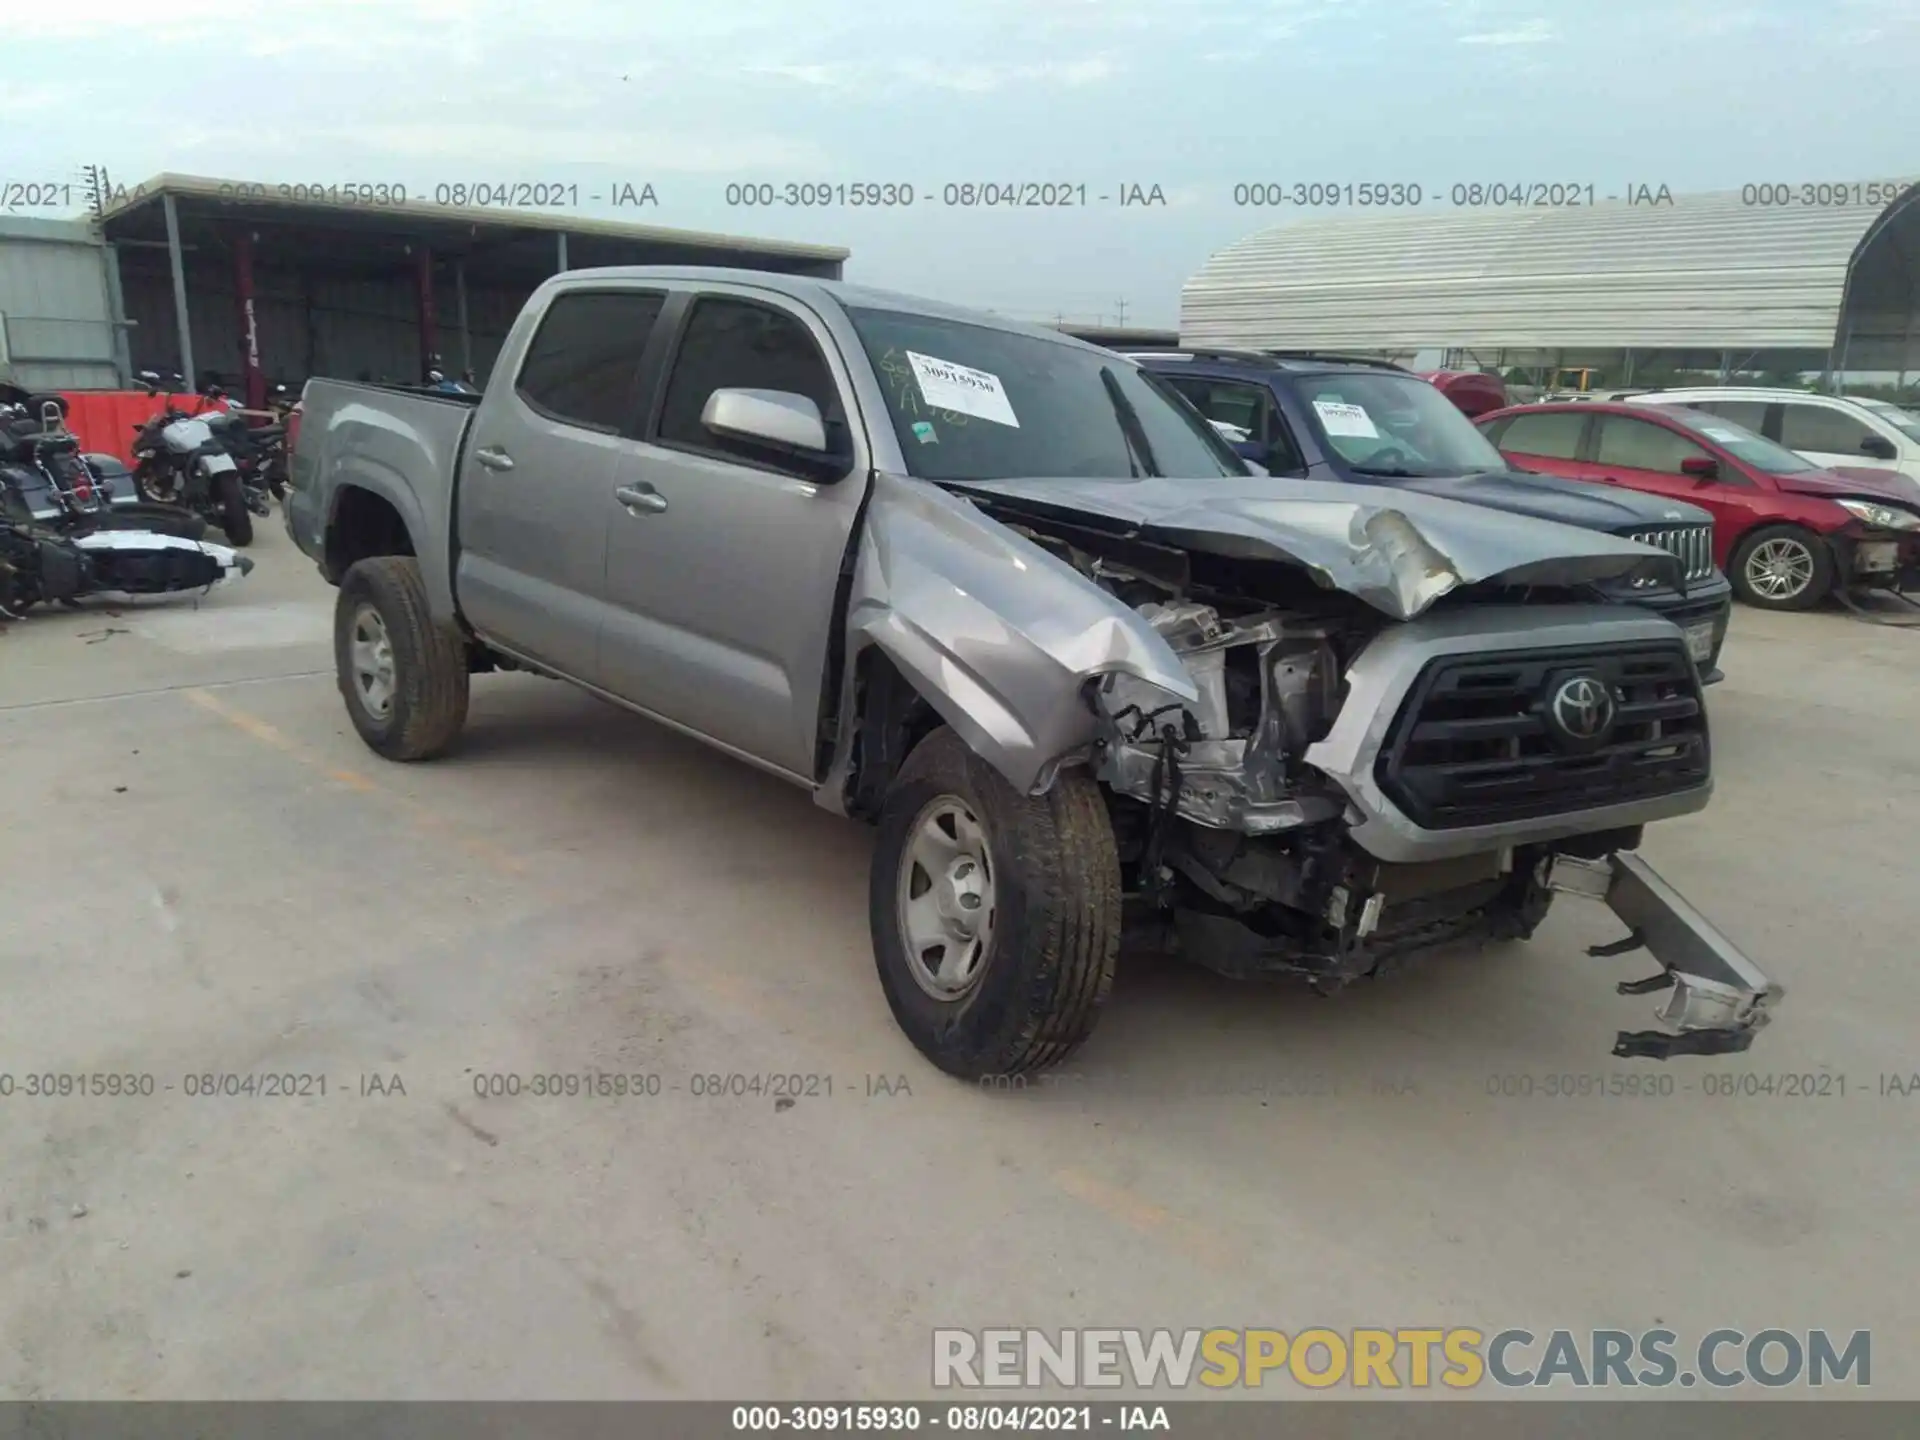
[{"xmin": 287, "ymin": 266, "xmax": 1782, "ymax": 1078}]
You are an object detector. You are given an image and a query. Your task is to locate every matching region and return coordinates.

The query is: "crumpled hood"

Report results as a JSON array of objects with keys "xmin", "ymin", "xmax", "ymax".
[
  {"xmin": 1775, "ymin": 465, "xmax": 1920, "ymax": 505},
  {"xmin": 1393, "ymin": 468, "xmax": 1711, "ymax": 531},
  {"xmin": 939, "ymin": 472, "xmax": 1682, "ymax": 620}
]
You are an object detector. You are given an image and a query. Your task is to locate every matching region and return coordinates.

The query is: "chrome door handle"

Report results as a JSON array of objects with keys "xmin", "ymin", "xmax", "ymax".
[
  {"xmin": 615, "ymin": 483, "xmax": 668, "ymax": 514},
  {"xmin": 473, "ymin": 446, "xmax": 515, "ymax": 472}
]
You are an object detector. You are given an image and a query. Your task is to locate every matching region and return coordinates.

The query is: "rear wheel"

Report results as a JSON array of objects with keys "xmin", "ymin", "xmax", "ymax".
[
  {"xmin": 1730, "ymin": 524, "xmax": 1831, "ymax": 610},
  {"xmin": 869, "ymin": 727, "xmax": 1120, "ymax": 1080},
  {"xmin": 215, "ymin": 473, "xmax": 253, "ymax": 546},
  {"xmin": 334, "ymin": 556, "xmax": 469, "ymax": 761}
]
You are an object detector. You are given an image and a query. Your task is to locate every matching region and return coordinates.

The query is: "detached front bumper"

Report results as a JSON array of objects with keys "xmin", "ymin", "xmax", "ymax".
[{"xmin": 1546, "ymin": 852, "xmax": 1782, "ymax": 1059}]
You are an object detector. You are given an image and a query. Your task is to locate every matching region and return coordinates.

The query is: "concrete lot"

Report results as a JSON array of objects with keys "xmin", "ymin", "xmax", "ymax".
[{"xmin": 2, "ymin": 522, "xmax": 1916, "ymax": 1402}]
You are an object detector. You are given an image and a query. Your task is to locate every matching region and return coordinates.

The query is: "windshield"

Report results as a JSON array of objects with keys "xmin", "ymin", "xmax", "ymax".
[
  {"xmin": 1856, "ymin": 398, "xmax": 1920, "ymax": 443},
  {"xmin": 1661, "ymin": 406, "xmax": 1820, "ymax": 474},
  {"xmin": 1292, "ymin": 372, "xmax": 1510, "ymax": 476},
  {"xmin": 844, "ymin": 307, "xmax": 1245, "ymax": 481}
]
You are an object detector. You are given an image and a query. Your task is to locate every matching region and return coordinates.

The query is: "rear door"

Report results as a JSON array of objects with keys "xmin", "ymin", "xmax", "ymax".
[
  {"xmin": 1482, "ymin": 408, "xmax": 1593, "ymax": 478},
  {"xmin": 455, "ymin": 287, "xmax": 668, "ymax": 681},
  {"xmin": 599, "ymin": 285, "xmax": 871, "ymax": 777}
]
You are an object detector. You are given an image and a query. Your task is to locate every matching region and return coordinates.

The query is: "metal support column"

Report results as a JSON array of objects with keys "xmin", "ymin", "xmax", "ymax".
[
  {"xmin": 556, "ymin": 231, "xmax": 569, "ymax": 273},
  {"xmin": 101, "ymin": 242, "xmax": 134, "ymax": 386},
  {"xmin": 234, "ymin": 229, "xmax": 265, "ymax": 408},
  {"xmin": 455, "ymin": 261, "xmax": 472, "ymax": 377},
  {"xmin": 414, "ymin": 247, "xmax": 438, "ymax": 380},
  {"xmin": 162, "ymin": 192, "xmax": 196, "ymax": 388}
]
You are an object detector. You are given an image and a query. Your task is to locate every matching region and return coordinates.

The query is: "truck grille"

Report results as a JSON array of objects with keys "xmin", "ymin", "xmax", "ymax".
[
  {"xmin": 1375, "ymin": 642, "xmax": 1710, "ymax": 830},
  {"xmin": 1625, "ymin": 524, "xmax": 1715, "ymax": 581}
]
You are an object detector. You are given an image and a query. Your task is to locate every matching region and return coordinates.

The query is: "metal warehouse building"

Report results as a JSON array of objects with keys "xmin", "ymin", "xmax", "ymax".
[
  {"xmin": 0, "ymin": 216, "xmax": 130, "ymax": 390},
  {"xmin": 1181, "ymin": 184, "xmax": 1920, "ymax": 380},
  {"xmin": 2, "ymin": 175, "xmax": 849, "ymax": 407}
]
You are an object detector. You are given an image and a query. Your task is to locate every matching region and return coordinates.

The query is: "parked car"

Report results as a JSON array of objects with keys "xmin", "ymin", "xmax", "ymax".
[
  {"xmin": 286, "ymin": 267, "xmax": 1782, "ymax": 1077},
  {"xmin": 1416, "ymin": 369, "xmax": 1507, "ymax": 418},
  {"xmin": 1477, "ymin": 401, "xmax": 1920, "ymax": 610},
  {"xmin": 1626, "ymin": 387, "xmax": 1920, "ymax": 488},
  {"xmin": 1129, "ymin": 350, "xmax": 1732, "ymax": 679}
]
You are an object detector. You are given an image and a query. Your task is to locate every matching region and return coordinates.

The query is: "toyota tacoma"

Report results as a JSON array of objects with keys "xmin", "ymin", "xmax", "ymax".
[{"xmin": 287, "ymin": 267, "xmax": 1781, "ymax": 1078}]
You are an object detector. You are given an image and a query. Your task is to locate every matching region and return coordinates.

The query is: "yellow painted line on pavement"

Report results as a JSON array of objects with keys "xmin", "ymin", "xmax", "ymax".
[{"xmin": 182, "ymin": 687, "xmax": 524, "ymax": 875}]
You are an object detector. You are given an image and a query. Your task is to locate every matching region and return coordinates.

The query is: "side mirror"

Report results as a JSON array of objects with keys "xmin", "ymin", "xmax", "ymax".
[
  {"xmin": 1861, "ymin": 433, "xmax": 1898, "ymax": 460},
  {"xmin": 701, "ymin": 388, "xmax": 839, "ymax": 474},
  {"xmin": 1680, "ymin": 455, "xmax": 1718, "ymax": 481}
]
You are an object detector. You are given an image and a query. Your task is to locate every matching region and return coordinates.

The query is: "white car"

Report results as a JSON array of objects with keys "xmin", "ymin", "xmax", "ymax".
[{"xmin": 1627, "ymin": 388, "xmax": 1920, "ymax": 487}]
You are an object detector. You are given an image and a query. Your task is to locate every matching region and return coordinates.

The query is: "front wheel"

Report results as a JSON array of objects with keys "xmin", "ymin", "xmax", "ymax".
[
  {"xmin": 334, "ymin": 556, "xmax": 470, "ymax": 761},
  {"xmin": 214, "ymin": 473, "xmax": 253, "ymax": 546},
  {"xmin": 132, "ymin": 461, "xmax": 180, "ymax": 506},
  {"xmin": 1729, "ymin": 524, "xmax": 1832, "ymax": 610},
  {"xmin": 869, "ymin": 727, "xmax": 1120, "ymax": 1080}
]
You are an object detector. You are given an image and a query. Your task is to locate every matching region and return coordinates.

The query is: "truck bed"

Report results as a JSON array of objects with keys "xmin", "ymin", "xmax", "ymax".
[{"xmin": 285, "ymin": 376, "xmax": 477, "ymax": 623}]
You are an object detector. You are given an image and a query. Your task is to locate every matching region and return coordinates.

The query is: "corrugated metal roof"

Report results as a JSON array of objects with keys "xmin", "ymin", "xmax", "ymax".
[
  {"xmin": 1181, "ymin": 185, "xmax": 1920, "ymax": 352},
  {"xmin": 97, "ymin": 173, "xmax": 850, "ymax": 263}
]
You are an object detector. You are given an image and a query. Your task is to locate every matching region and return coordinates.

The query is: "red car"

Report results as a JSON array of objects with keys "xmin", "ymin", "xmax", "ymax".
[{"xmin": 1476, "ymin": 400, "xmax": 1920, "ymax": 610}]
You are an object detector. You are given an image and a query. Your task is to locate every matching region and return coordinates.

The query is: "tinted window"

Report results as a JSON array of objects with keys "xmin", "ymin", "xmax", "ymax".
[
  {"xmin": 1779, "ymin": 401, "xmax": 1879, "ymax": 454},
  {"xmin": 515, "ymin": 290, "xmax": 664, "ymax": 431},
  {"xmin": 1689, "ymin": 399, "xmax": 1770, "ymax": 431},
  {"xmin": 1595, "ymin": 416, "xmax": 1709, "ymax": 474},
  {"xmin": 1161, "ymin": 377, "xmax": 1302, "ymax": 472},
  {"xmin": 657, "ymin": 297, "xmax": 840, "ymax": 458},
  {"xmin": 1659, "ymin": 406, "xmax": 1809, "ymax": 476},
  {"xmin": 1497, "ymin": 410, "xmax": 1588, "ymax": 459},
  {"xmin": 845, "ymin": 308, "xmax": 1242, "ymax": 482}
]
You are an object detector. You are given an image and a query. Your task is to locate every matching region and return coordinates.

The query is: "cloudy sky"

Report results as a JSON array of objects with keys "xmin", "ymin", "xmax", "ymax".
[{"xmin": 4, "ymin": 0, "xmax": 1917, "ymax": 325}]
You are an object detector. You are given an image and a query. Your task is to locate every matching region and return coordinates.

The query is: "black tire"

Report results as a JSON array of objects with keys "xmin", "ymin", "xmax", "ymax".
[
  {"xmin": 214, "ymin": 473, "xmax": 253, "ymax": 546},
  {"xmin": 1728, "ymin": 524, "xmax": 1832, "ymax": 611},
  {"xmin": 869, "ymin": 726, "xmax": 1120, "ymax": 1080},
  {"xmin": 132, "ymin": 461, "xmax": 178, "ymax": 507},
  {"xmin": 334, "ymin": 556, "xmax": 469, "ymax": 761}
]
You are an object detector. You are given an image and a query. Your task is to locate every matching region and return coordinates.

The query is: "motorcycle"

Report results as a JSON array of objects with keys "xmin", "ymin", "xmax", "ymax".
[
  {"xmin": 197, "ymin": 382, "xmax": 291, "ymax": 517},
  {"xmin": 1, "ymin": 396, "xmax": 252, "ymax": 617},
  {"xmin": 0, "ymin": 391, "xmax": 206, "ymax": 540},
  {"xmin": 128, "ymin": 372, "xmax": 254, "ymax": 546},
  {"xmin": 0, "ymin": 512, "xmax": 252, "ymax": 620}
]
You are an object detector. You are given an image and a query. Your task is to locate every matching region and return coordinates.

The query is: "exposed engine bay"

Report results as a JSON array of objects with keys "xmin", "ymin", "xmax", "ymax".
[{"xmin": 986, "ymin": 504, "xmax": 1780, "ymax": 1060}]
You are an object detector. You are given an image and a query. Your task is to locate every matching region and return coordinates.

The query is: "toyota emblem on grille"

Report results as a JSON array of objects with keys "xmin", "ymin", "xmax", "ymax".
[{"xmin": 1549, "ymin": 675, "xmax": 1616, "ymax": 743}]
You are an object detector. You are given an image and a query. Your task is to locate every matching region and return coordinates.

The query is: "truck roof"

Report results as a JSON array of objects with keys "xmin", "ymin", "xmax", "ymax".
[{"xmin": 538, "ymin": 266, "xmax": 1117, "ymax": 356}]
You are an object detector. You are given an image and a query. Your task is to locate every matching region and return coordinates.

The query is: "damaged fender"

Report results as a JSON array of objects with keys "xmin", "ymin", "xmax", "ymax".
[{"xmin": 820, "ymin": 472, "xmax": 1198, "ymax": 802}]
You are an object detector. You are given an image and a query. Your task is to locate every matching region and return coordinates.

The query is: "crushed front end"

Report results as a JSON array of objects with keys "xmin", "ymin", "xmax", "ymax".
[{"xmin": 1089, "ymin": 598, "xmax": 1782, "ymax": 1059}]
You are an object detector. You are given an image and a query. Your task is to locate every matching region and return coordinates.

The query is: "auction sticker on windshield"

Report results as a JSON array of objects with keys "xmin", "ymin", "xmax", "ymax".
[
  {"xmin": 907, "ymin": 351, "xmax": 1020, "ymax": 427},
  {"xmin": 1699, "ymin": 427, "xmax": 1746, "ymax": 444},
  {"xmin": 1312, "ymin": 399, "xmax": 1380, "ymax": 439}
]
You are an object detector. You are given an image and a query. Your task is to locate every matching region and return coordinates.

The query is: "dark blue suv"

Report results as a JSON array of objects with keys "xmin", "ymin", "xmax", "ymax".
[{"xmin": 1130, "ymin": 348, "xmax": 1733, "ymax": 680}]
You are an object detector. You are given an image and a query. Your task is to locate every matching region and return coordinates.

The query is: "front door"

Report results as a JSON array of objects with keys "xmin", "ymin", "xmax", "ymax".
[
  {"xmin": 1775, "ymin": 399, "xmax": 1891, "ymax": 473},
  {"xmin": 1589, "ymin": 414, "xmax": 1768, "ymax": 566},
  {"xmin": 455, "ymin": 287, "xmax": 668, "ymax": 682},
  {"xmin": 599, "ymin": 288, "xmax": 871, "ymax": 777}
]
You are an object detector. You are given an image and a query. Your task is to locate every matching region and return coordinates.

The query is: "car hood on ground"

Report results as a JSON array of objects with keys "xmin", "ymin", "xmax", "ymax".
[
  {"xmin": 1392, "ymin": 468, "xmax": 1712, "ymax": 532},
  {"xmin": 936, "ymin": 472, "xmax": 1682, "ymax": 621},
  {"xmin": 1774, "ymin": 465, "xmax": 1920, "ymax": 506}
]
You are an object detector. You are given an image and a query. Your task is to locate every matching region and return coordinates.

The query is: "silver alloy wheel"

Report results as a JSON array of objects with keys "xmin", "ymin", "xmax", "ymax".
[
  {"xmin": 348, "ymin": 604, "xmax": 397, "ymax": 720},
  {"xmin": 1745, "ymin": 537, "xmax": 1817, "ymax": 601},
  {"xmin": 896, "ymin": 795, "xmax": 997, "ymax": 1001}
]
